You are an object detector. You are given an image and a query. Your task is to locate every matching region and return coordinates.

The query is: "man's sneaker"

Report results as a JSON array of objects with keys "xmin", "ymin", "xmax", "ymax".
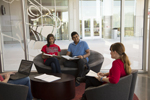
[{"xmin": 76, "ymin": 77, "xmax": 86, "ymax": 83}]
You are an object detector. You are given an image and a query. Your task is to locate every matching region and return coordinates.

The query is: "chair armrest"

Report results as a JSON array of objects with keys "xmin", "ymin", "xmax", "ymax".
[
  {"xmin": 88, "ymin": 60, "xmax": 104, "ymax": 73},
  {"xmin": 128, "ymin": 70, "xmax": 138, "ymax": 100},
  {"xmin": 88, "ymin": 60, "xmax": 103, "ymax": 67},
  {"xmin": 0, "ymin": 82, "xmax": 28, "ymax": 100},
  {"xmin": 85, "ymin": 74, "xmax": 132, "ymax": 100}
]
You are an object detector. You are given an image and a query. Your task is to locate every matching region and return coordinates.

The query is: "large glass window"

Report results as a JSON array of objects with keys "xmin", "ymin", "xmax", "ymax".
[
  {"xmin": 26, "ymin": 0, "xmax": 69, "ymax": 65},
  {"xmin": 0, "ymin": 0, "xmax": 25, "ymax": 71},
  {"xmin": 0, "ymin": 0, "xmax": 145, "ymax": 71},
  {"xmin": 79, "ymin": 0, "xmax": 120, "ymax": 69},
  {"xmin": 27, "ymin": 0, "xmax": 68, "ymax": 40},
  {"xmin": 79, "ymin": 0, "xmax": 143, "ymax": 70},
  {"xmin": 124, "ymin": 0, "xmax": 144, "ymax": 69},
  {"xmin": 56, "ymin": 0, "xmax": 69, "ymax": 40},
  {"xmin": 0, "ymin": 0, "xmax": 69, "ymax": 71}
]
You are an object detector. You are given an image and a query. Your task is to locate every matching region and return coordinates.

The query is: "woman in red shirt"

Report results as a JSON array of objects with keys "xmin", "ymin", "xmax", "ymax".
[
  {"xmin": 78, "ymin": 42, "xmax": 131, "ymax": 100},
  {"xmin": 41, "ymin": 34, "xmax": 61, "ymax": 73}
]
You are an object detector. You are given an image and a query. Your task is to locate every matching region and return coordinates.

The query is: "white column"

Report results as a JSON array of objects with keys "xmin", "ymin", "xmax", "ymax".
[
  {"xmin": 0, "ymin": 23, "xmax": 4, "ymax": 72},
  {"xmin": 91, "ymin": 18, "xmax": 94, "ymax": 38},
  {"xmin": 134, "ymin": 0, "xmax": 144, "ymax": 37},
  {"xmin": 69, "ymin": 0, "xmax": 80, "ymax": 40},
  {"xmin": 120, "ymin": 0, "xmax": 125, "ymax": 43},
  {"xmin": 74, "ymin": 0, "xmax": 79, "ymax": 33},
  {"xmin": 82, "ymin": 19, "xmax": 84, "ymax": 38},
  {"xmin": 69, "ymin": 0, "xmax": 74, "ymax": 40},
  {"xmin": 143, "ymin": 0, "xmax": 149, "ymax": 72},
  {"xmin": 148, "ymin": 17, "xmax": 150, "ymax": 77},
  {"xmin": 147, "ymin": 1, "xmax": 150, "ymax": 76},
  {"xmin": 21, "ymin": 0, "xmax": 29, "ymax": 60}
]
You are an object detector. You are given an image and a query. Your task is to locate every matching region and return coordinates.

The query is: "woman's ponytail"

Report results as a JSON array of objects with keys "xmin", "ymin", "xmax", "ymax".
[{"xmin": 120, "ymin": 53, "xmax": 131, "ymax": 75}]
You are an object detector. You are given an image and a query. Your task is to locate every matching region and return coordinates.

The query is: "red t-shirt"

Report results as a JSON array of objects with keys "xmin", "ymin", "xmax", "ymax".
[
  {"xmin": 41, "ymin": 44, "xmax": 61, "ymax": 63},
  {"xmin": 0, "ymin": 75, "xmax": 4, "ymax": 81},
  {"xmin": 108, "ymin": 59, "xmax": 127, "ymax": 84}
]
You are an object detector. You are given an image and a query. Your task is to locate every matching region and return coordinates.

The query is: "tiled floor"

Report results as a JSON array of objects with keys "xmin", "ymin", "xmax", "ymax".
[{"xmin": 134, "ymin": 73, "xmax": 150, "ymax": 100}]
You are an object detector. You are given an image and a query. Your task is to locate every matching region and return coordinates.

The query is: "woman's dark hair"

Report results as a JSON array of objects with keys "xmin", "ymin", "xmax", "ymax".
[
  {"xmin": 110, "ymin": 42, "xmax": 131, "ymax": 75},
  {"xmin": 47, "ymin": 34, "xmax": 55, "ymax": 47},
  {"xmin": 71, "ymin": 31, "xmax": 79, "ymax": 38}
]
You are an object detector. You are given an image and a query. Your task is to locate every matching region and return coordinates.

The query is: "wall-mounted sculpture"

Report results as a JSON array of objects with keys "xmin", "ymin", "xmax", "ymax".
[
  {"xmin": 27, "ymin": 0, "xmax": 62, "ymax": 38},
  {"xmin": 3, "ymin": 0, "xmax": 14, "ymax": 4}
]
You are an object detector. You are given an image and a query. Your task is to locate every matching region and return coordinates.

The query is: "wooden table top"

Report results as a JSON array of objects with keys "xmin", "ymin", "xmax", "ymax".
[{"xmin": 30, "ymin": 73, "xmax": 75, "ymax": 83}]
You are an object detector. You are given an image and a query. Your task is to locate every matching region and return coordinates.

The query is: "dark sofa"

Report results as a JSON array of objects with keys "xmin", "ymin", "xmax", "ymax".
[{"xmin": 33, "ymin": 49, "xmax": 104, "ymax": 77}]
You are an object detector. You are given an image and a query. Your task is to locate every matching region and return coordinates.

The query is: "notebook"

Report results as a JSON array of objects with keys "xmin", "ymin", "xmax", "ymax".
[{"xmin": 10, "ymin": 60, "xmax": 33, "ymax": 80}]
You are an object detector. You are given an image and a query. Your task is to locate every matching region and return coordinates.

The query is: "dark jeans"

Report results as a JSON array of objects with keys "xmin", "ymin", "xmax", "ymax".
[
  {"xmin": 45, "ymin": 57, "xmax": 61, "ymax": 73},
  {"xmin": 85, "ymin": 76, "xmax": 103, "ymax": 89},
  {"xmin": 63, "ymin": 58, "xmax": 87, "ymax": 77},
  {"xmin": 82, "ymin": 76, "xmax": 103, "ymax": 100}
]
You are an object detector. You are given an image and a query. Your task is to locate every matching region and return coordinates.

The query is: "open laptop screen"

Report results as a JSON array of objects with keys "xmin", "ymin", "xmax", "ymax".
[{"xmin": 18, "ymin": 60, "xmax": 33, "ymax": 75}]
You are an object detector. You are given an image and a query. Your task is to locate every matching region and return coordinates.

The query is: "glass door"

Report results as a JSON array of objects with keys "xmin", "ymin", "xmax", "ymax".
[
  {"xmin": 93, "ymin": 18, "xmax": 100, "ymax": 37},
  {"xmin": 79, "ymin": 0, "xmax": 101, "ymax": 39},
  {"xmin": 84, "ymin": 18, "xmax": 91, "ymax": 37}
]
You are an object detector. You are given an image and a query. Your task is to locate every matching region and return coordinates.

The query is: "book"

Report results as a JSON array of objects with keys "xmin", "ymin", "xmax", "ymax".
[
  {"xmin": 61, "ymin": 55, "xmax": 79, "ymax": 60},
  {"xmin": 43, "ymin": 53, "xmax": 61, "ymax": 58},
  {"xmin": 34, "ymin": 74, "xmax": 61, "ymax": 82},
  {"xmin": 86, "ymin": 70, "xmax": 107, "ymax": 78},
  {"xmin": 43, "ymin": 53, "xmax": 56, "ymax": 57},
  {"xmin": 86, "ymin": 70, "xmax": 98, "ymax": 77}
]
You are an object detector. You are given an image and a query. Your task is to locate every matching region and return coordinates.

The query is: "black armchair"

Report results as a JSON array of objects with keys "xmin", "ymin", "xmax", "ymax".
[
  {"xmin": 84, "ymin": 70, "xmax": 138, "ymax": 100},
  {"xmin": 85, "ymin": 74, "xmax": 132, "ymax": 100},
  {"xmin": 0, "ymin": 82, "xmax": 28, "ymax": 100}
]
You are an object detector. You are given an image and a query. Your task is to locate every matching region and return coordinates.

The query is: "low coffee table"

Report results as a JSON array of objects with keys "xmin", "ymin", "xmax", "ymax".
[{"xmin": 30, "ymin": 73, "xmax": 75, "ymax": 100}]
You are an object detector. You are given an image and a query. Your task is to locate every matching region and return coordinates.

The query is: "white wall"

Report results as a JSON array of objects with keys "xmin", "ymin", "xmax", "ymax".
[
  {"xmin": 0, "ymin": 0, "xmax": 12, "ymax": 41},
  {"xmin": 0, "ymin": 0, "xmax": 23, "ymax": 42}
]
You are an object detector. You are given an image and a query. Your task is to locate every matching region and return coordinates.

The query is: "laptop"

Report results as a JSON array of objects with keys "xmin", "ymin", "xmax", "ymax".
[{"xmin": 10, "ymin": 60, "xmax": 33, "ymax": 80}]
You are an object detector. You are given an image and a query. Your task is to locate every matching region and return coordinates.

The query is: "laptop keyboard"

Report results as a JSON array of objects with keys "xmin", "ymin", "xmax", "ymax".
[{"xmin": 10, "ymin": 73, "xmax": 27, "ymax": 79}]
